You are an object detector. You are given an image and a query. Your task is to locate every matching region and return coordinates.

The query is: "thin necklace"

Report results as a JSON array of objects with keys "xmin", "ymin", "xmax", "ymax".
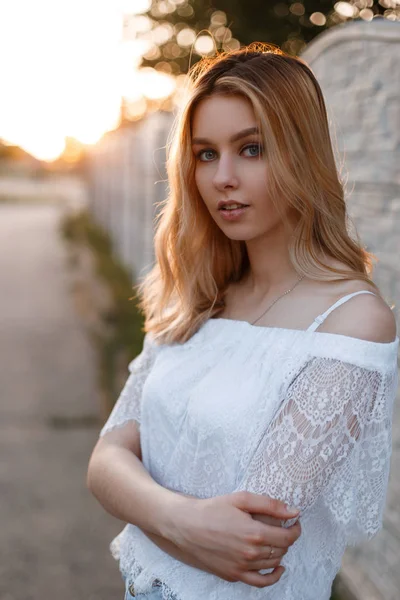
[{"xmin": 250, "ymin": 274, "xmax": 305, "ymax": 326}]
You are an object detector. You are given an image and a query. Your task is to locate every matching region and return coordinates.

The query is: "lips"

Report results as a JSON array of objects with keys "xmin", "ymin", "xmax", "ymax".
[{"xmin": 217, "ymin": 200, "xmax": 250, "ymax": 210}]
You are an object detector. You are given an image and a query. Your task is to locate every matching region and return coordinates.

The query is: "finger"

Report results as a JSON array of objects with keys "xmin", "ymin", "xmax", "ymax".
[
  {"xmin": 239, "ymin": 566, "xmax": 285, "ymax": 588},
  {"xmin": 251, "ymin": 512, "xmax": 282, "ymax": 528},
  {"xmin": 247, "ymin": 556, "xmax": 284, "ymax": 571},
  {"xmin": 240, "ymin": 544, "xmax": 285, "ymax": 568},
  {"xmin": 260, "ymin": 523, "xmax": 301, "ymax": 549},
  {"xmin": 235, "ymin": 492, "xmax": 300, "ymax": 520},
  {"xmin": 255, "ymin": 545, "xmax": 285, "ymax": 560}
]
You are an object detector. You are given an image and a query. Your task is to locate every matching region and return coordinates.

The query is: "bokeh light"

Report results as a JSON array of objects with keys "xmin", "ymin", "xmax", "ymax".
[
  {"xmin": 176, "ymin": 28, "xmax": 197, "ymax": 47},
  {"xmin": 360, "ymin": 7, "xmax": 375, "ymax": 19},
  {"xmin": 310, "ymin": 12, "xmax": 327, "ymax": 25},
  {"xmin": 210, "ymin": 11, "xmax": 227, "ymax": 26},
  {"xmin": 290, "ymin": 3, "xmax": 306, "ymax": 16},
  {"xmin": 334, "ymin": 1, "xmax": 357, "ymax": 17},
  {"xmin": 194, "ymin": 35, "xmax": 216, "ymax": 56}
]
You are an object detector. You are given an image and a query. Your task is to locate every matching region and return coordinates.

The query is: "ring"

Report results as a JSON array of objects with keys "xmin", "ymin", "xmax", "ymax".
[{"xmin": 269, "ymin": 547, "xmax": 274, "ymax": 558}]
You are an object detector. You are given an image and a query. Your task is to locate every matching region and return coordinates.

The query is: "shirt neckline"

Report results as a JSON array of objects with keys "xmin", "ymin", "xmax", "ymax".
[{"xmin": 208, "ymin": 316, "xmax": 400, "ymax": 349}]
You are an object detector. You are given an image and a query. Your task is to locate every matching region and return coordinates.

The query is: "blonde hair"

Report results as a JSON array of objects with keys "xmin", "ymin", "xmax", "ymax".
[{"xmin": 134, "ymin": 42, "xmax": 379, "ymax": 345}]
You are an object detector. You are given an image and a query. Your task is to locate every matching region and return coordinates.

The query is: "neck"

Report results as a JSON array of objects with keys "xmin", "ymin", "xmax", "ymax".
[{"xmin": 243, "ymin": 226, "xmax": 300, "ymax": 297}]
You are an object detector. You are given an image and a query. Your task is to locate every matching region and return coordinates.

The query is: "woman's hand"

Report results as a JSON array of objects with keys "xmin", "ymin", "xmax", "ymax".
[
  {"xmin": 165, "ymin": 491, "xmax": 301, "ymax": 588},
  {"xmin": 141, "ymin": 503, "xmax": 291, "ymax": 579},
  {"xmin": 140, "ymin": 530, "xmax": 220, "ymax": 575}
]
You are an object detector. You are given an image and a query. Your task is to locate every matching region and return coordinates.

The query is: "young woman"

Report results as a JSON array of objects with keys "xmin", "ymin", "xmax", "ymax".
[{"xmin": 87, "ymin": 43, "xmax": 399, "ymax": 600}]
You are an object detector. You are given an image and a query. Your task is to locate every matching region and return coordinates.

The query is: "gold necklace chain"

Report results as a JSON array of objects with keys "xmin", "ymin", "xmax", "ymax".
[{"xmin": 250, "ymin": 275, "xmax": 305, "ymax": 326}]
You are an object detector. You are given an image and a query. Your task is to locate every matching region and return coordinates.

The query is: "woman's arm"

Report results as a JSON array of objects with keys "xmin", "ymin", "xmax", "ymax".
[
  {"xmin": 89, "ymin": 423, "xmax": 216, "ymax": 571},
  {"xmin": 87, "ymin": 433, "xmax": 190, "ymax": 539},
  {"xmin": 233, "ymin": 355, "xmax": 396, "ymax": 543},
  {"xmin": 88, "ymin": 433, "xmax": 299, "ymax": 585},
  {"xmin": 138, "ymin": 491, "xmax": 215, "ymax": 572},
  {"xmin": 138, "ymin": 497, "xmax": 285, "ymax": 574},
  {"xmin": 139, "ymin": 529, "xmax": 216, "ymax": 574},
  {"xmin": 90, "ymin": 334, "xmax": 298, "ymax": 584},
  {"xmin": 88, "ymin": 440, "xmax": 288, "ymax": 575}
]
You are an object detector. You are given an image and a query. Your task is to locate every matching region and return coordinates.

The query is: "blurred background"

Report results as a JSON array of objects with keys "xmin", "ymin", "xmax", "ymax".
[{"xmin": 0, "ymin": 1, "xmax": 399, "ymax": 600}]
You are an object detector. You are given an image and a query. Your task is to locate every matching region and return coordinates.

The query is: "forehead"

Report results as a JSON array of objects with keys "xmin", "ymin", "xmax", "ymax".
[{"xmin": 191, "ymin": 95, "xmax": 257, "ymax": 139}]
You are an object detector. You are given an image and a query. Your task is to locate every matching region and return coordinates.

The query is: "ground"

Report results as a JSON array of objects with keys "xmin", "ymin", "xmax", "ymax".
[{"xmin": 0, "ymin": 203, "xmax": 123, "ymax": 600}]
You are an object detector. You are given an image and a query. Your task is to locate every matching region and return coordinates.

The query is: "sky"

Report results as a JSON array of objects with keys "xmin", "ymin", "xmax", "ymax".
[{"xmin": 0, "ymin": 0, "xmax": 176, "ymax": 161}]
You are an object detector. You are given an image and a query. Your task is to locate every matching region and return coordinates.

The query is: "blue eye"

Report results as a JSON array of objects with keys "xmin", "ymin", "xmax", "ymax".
[
  {"xmin": 195, "ymin": 143, "xmax": 264, "ymax": 162},
  {"xmin": 243, "ymin": 143, "xmax": 263, "ymax": 157},
  {"xmin": 197, "ymin": 149, "xmax": 216, "ymax": 161}
]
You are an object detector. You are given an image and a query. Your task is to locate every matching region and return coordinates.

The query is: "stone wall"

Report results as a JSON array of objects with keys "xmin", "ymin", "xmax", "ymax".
[
  {"xmin": 301, "ymin": 18, "xmax": 400, "ymax": 319},
  {"xmin": 301, "ymin": 19, "xmax": 400, "ymax": 600}
]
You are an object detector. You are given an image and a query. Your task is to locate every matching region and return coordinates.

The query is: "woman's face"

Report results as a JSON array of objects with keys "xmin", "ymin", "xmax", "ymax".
[{"xmin": 192, "ymin": 94, "xmax": 287, "ymax": 241}]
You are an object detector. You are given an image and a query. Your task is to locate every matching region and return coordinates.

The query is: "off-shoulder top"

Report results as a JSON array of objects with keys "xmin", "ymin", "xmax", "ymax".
[{"xmin": 99, "ymin": 290, "xmax": 399, "ymax": 600}]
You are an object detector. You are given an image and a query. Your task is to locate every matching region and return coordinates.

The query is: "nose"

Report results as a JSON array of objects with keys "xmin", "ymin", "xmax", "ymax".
[{"xmin": 212, "ymin": 154, "xmax": 239, "ymax": 191}]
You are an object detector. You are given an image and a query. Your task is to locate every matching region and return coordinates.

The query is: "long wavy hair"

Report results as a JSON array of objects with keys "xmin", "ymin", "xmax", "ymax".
[{"xmin": 133, "ymin": 41, "xmax": 379, "ymax": 345}]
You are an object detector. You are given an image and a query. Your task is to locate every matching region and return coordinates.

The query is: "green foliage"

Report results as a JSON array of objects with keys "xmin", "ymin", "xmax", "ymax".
[
  {"xmin": 60, "ymin": 210, "xmax": 145, "ymax": 411},
  {"xmin": 212, "ymin": 0, "xmax": 332, "ymax": 48},
  {"xmin": 330, "ymin": 578, "xmax": 344, "ymax": 600},
  {"xmin": 138, "ymin": 0, "xmax": 395, "ymax": 76}
]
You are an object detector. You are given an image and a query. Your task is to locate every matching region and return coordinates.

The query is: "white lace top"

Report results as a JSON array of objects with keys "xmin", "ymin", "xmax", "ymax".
[{"xmin": 99, "ymin": 291, "xmax": 399, "ymax": 600}]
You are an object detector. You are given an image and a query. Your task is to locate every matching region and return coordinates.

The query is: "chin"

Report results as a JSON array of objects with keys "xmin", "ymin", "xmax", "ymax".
[{"xmin": 220, "ymin": 228, "xmax": 258, "ymax": 242}]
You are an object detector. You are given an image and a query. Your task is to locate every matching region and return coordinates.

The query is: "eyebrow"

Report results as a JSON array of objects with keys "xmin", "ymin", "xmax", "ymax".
[{"xmin": 191, "ymin": 126, "xmax": 260, "ymax": 146}]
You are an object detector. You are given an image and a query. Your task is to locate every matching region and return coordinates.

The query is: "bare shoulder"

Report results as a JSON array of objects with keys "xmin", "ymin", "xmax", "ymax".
[{"xmin": 318, "ymin": 272, "xmax": 397, "ymax": 343}]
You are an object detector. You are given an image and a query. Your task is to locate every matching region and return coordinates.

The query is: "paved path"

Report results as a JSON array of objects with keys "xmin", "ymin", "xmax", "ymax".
[{"xmin": 0, "ymin": 203, "xmax": 123, "ymax": 600}]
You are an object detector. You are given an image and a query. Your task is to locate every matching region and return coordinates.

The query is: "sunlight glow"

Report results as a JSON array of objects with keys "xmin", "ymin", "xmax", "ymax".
[
  {"xmin": 20, "ymin": 137, "xmax": 67, "ymax": 163},
  {"xmin": 0, "ymin": 1, "xmax": 126, "ymax": 161},
  {"xmin": 137, "ymin": 67, "xmax": 176, "ymax": 100},
  {"xmin": 0, "ymin": 0, "xmax": 171, "ymax": 162},
  {"xmin": 119, "ymin": 0, "xmax": 152, "ymax": 15}
]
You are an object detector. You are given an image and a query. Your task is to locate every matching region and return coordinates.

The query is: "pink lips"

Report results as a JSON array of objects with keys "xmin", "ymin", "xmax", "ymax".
[
  {"xmin": 218, "ymin": 205, "xmax": 249, "ymax": 221},
  {"xmin": 217, "ymin": 199, "xmax": 249, "ymax": 210}
]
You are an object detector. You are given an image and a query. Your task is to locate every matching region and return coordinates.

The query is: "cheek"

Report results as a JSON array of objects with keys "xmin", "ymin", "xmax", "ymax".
[
  {"xmin": 195, "ymin": 169, "xmax": 211, "ymax": 203},
  {"xmin": 246, "ymin": 163, "xmax": 268, "ymax": 190},
  {"xmin": 195, "ymin": 166, "xmax": 207, "ymax": 186},
  {"xmin": 194, "ymin": 168, "xmax": 201, "ymax": 191}
]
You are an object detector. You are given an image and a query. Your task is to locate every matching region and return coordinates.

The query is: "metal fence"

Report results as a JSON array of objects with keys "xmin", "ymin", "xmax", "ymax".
[{"xmin": 85, "ymin": 109, "xmax": 174, "ymax": 284}]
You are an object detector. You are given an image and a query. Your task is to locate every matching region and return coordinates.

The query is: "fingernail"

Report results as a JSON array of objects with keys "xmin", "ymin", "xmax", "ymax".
[{"xmin": 285, "ymin": 504, "xmax": 300, "ymax": 514}]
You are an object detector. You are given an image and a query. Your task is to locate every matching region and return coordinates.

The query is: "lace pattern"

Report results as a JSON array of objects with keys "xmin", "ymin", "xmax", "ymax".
[
  {"xmin": 99, "ymin": 333, "xmax": 160, "ymax": 436},
  {"xmin": 234, "ymin": 356, "xmax": 398, "ymax": 542},
  {"xmin": 98, "ymin": 322, "xmax": 399, "ymax": 600}
]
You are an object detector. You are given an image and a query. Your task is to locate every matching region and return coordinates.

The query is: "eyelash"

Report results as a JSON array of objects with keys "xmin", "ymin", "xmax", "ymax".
[{"xmin": 195, "ymin": 143, "xmax": 264, "ymax": 162}]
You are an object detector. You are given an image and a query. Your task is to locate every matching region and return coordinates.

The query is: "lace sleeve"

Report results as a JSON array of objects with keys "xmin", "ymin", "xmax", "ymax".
[
  {"xmin": 99, "ymin": 333, "xmax": 160, "ymax": 437},
  {"xmin": 234, "ymin": 356, "xmax": 398, "ymax": 544}
]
